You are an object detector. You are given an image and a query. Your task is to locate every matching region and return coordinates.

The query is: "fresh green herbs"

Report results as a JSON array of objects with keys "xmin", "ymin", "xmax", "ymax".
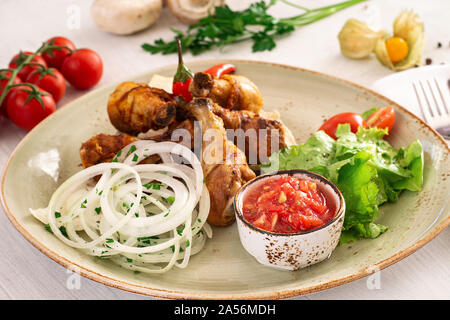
[
  {"xmin": 143, "ymin": 182, "xmax": 162, "ymax": 190},
  {"xmin": 44, "ymin": 224, "xmax": 53, "ymax": 234},
  {"xmin": 162, "ymin": 196, "xmax": 175, "ymax": 204},
  {"xmin": 126, "ymin": 145, "xmax": 137, "ymax": 157},
  {"xmin": 142, "ymin": 0, "xmax": 365, "ymax": 55}
]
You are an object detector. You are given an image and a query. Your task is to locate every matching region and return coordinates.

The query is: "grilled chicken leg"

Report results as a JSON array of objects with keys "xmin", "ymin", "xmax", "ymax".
[
  {"xmin": 80, "ymin": 133, "xmax": 138, "ymax": 168},
  {"xmin": 107, "ymin": 82, "xmax": 177, "ymax": 135},
  {"xmin": 209, "ymin": 104, "xmax": 296, "ymax": 165},
  {"xmin": 189, "ymin": 72, "xmax": 263, "ymax": 114},
  {"xmin": 187, "ymin": 98, "xmax": 256, "ymax": 227}
]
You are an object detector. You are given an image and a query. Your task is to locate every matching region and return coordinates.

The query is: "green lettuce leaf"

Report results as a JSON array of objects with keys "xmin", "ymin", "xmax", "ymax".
[{"xmin": 261, "ymin": 124, "xmax": 424, "ymax": 244}]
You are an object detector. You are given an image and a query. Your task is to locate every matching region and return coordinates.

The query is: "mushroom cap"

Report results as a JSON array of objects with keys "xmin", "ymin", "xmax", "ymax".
[
  {"xmin": 167, "ymin": 0, "xmax": 225, "ymax": 25},
  {"xmin": 91, "ymin": 0, "xmax": 163, "ymax": 35}
]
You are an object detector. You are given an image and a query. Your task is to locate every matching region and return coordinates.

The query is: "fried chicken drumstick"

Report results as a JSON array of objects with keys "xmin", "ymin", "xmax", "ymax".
[
  {"xmin": 80, "ymin": 99, "xmax": 256, "ymax": 227},
  {"xmin": 107, "ymin": 81, "xmax": 177, "ymax": 135},
  {"xmin": 189, "ymin": 72, "xmax": 263, "ymax": 114},
  {"xmin": 84, "ymin": 74, "xmax": 293, "ymax": 227},
  {"xmin": 208, "ymin": 103, "xmax": 296, "ymax": 165},
  {"xmin": 187, "ymin": 98, "xmax": 256, "ymax": 226}
]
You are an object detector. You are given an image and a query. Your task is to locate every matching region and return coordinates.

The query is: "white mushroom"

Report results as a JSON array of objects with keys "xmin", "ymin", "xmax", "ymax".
[
  {"xmin": 90, "ymin": 0, "xmax": 163, "ymax": 35},
  {"xmin": 167, "ymin": 0, "xmax": 225, "ymax": 25}
]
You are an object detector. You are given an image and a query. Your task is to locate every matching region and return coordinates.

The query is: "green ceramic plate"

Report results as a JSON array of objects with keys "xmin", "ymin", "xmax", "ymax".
[{"xmin": 2, "ymin": 60, "xmax": 449, "ymax": 299}]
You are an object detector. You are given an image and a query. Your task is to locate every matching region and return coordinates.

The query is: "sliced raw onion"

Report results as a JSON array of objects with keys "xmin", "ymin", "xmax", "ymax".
[{"xmin": 30, "ymin": 141, "xmax": 211, "ymax": 274}]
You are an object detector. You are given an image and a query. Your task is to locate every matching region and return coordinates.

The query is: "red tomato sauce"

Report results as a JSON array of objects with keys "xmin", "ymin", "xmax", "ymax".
[{"xmin": 242, "ymin": 175, "xmax": 337, "ymax": 233}]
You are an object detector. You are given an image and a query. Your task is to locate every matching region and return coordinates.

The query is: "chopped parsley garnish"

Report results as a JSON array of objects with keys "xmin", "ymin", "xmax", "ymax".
[
  {"xmin": 162, "ymin": 196, "xmax": 175, "ymax": 204},
  {"xmin": 44, "ymin": 224, "xmax": 53, "ymax": 234},
  {"xmin": 112, "ymin": 150, "xmax": 122, "ymax": 162},
  {"xmin": 54, "ymin": 211, "xmax": 61, "ymax": 218},
  {"xmin": 176, "ymin": 225, "xmax": 185, "ymax": 236},
  {"xmin": 126, "ymin": 145, "xmax": 137, "ymax": 156},
  {"xmin": 95, "ymin": 207, "xmax": 101, "ymax": 214},
  {"xmin": 143, "ymin": 183, "xmax": 162, "ymax": 190},
  {"xmin": 132, "ymin": 154, "xmax": 139, "ymax": 162},
  {"xmin": 105, "ymin": 238, "xmax": 114, "ymax": 243},
  {"xmin": 59, "ymin": 226, "xmax": 69, "ymax": 238}
]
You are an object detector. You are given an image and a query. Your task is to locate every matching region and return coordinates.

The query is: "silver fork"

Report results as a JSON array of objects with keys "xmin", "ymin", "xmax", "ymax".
[{"xmin": 412, "ymin": 78, "xmax": 450, "ymax": 140}]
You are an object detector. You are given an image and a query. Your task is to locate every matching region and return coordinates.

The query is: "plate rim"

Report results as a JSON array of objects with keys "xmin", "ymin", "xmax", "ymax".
[{"xmin": 1, "ymin": 59, "xmax": 449, "ymax": 300}]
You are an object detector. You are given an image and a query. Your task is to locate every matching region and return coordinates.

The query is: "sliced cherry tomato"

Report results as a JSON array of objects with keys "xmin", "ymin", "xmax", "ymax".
[
  {"xmin": 366, "ymin": 106, "xmax": 395, "ymax": 133},
  {"xmin": 7, "ymin": 86, "xmax": 56, "ymax": 130},
  {"xmin": 318, "ymin": 112, "xmax": 367, "ymax": 139},
  {"xmin": 42, "ymin": 36, "xmax": 76, "ymax": 70},
  {"xmin": 26, "ymin": 67, "xmax": 66, "ymax": 103},
  {"xmin": 8, "ymin": 51, "xmax": 47, "ymax": 81},
  {"xmin": 0, "ymin": 70, "xmax": 21, "ymax": 116},
  {"xmin": 61, "ymin": 49, "xmax": 103, "ymax": 90}
]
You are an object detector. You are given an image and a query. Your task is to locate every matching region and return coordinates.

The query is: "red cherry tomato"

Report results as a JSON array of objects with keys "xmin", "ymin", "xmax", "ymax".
[
  {"xmin": 319, "ymin": 112, "xmax": 367, "ymax": 139},
  {"xmin": 26, "ymin": 67, "xmax": 66, "ymax": 103},
  {"xmin": 7, "ymin": 86, "xmax": 56, "ymax": 131},
  {"xmin": 8, "ymin": 51, "xmax": 47, "ymax": 81},
  {"xmin": 0, "ymin": 70, "xmax": 21, "ymax": 116},
  {"xmin": 42, "ymin": 36, "xmax": 76, "ymax": 70},
  {"xmin": 366, "ymin": 106, "xmax": 396, "ymax": 133},
  {"xmin": 61, "ymin": 49, "xmax": 103, "ymax": 90}
]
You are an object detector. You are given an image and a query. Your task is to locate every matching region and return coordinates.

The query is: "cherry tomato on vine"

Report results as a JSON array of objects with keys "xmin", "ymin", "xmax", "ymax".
[
  {"xmin": 0, "ymin": 70, "xmax": 21, "ymax": 116},
  {"xmin": 61, "ymin": 49, "xmax": 103, "ymax": 90},
  {"xmin": 319, "ymin": 112, "xmax": 367, "ymax": 139},
  {"xmin": 42, "ymin": 36, "xmax": 76, "ymax": 70},
  {"xmin": 8, "ymin": 51, "xmax": 47, "ymax": 81},
  {"xmin": 26, "ymin": 67, "xmax": 66, "ymax": 103},
  {"xmin": 366, "ymin": 106, "xmax": 396, "ymax": 133},
  {"xmin": 7, "ymin": 86, "xmax": 56, "ymax": 130}
]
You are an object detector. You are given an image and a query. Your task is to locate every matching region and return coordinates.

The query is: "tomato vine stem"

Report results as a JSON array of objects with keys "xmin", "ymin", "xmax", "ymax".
[{"xmin": 0, "ymin": 42, "xmax": 71, "ymax": 107}]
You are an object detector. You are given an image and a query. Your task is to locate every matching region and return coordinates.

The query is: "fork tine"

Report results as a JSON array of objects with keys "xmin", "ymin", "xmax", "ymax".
[
  {"xmin": 419, "ymin": 80, "xmax": 435, "ymax": 117},
  {"xmin": 412, "ymin": 82, "xmax": 428, "ymax": 122},
  {"xmin": 433, "ymin": 78, "xmax": 449, "ymax": 115},
  {"xmin": 427, "ymin": 79, "xmax": 442, "ymax": 116}
]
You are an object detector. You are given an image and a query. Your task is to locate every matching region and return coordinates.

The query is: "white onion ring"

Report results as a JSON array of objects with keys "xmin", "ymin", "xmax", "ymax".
[{"xmin": 30, "ymin": 141, "xmax": 211, "ymax": 274}]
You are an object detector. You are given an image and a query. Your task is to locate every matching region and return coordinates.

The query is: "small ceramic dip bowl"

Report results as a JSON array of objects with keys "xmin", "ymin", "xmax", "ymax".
[{"xmin": 234, "ymin": 169, "xmax": 345, "ymax": 271}]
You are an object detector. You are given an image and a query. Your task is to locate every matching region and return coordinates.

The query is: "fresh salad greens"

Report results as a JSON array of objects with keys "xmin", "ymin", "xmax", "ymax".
[{"xmin": 261, "ymin": 124, "xmax": 424, "ymax": 244}]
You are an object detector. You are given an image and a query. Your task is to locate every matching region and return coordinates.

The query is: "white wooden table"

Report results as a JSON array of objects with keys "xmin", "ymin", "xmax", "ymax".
[{"xmin": 0, "ymin": 0, "xmax": 448, "ymax": 300}]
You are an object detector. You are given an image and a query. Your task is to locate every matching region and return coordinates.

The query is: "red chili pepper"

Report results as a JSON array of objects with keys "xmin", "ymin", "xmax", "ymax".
[
  {"xmin": 172, "ymin": 39, "xmax": 194, "ymax": 102},
  {"xmin": 203, "ymin": 63, "xmax": 236, "ymax": 78}
]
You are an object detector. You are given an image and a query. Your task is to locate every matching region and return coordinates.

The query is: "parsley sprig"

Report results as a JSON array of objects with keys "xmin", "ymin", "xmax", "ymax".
[{"xmin": 142, "ymin": 0, "xmax": 365, "ymax": 55}]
